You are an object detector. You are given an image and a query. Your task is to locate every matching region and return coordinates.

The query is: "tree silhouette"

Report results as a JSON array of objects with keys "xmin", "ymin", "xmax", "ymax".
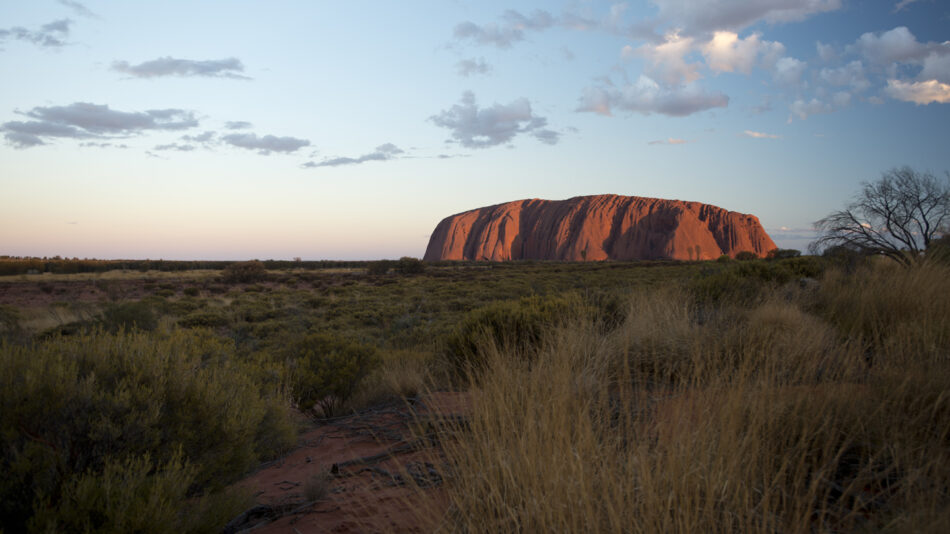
[{"xmin": 811, "ymin": 167, "xmax": 949, "ymax": 266}]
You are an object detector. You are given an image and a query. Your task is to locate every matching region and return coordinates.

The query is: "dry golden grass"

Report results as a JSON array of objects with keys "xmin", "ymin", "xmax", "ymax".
[{"xmin": 430, "ymin": 262, "xmax": 950, "ymax": 533}]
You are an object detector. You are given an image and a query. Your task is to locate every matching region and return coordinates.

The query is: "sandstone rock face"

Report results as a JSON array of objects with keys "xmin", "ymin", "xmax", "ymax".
[{"xmin": 423, "ymin": 195, "xmax": 777, "ymax": 261}]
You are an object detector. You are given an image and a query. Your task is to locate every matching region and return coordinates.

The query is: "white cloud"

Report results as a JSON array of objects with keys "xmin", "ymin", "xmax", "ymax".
[
  {"xmin": 702, "ymin": 31, "xmax": 765, "ymax": 74},
  {"xmin": 885, "ymin": 79, "xmax": 950, "ymax": 104},
  {"xmin": 893, "ymin": 0, "xmax": 921, "ymax": 12},
  {"xmin": 773, "ymin": 56, "xmax": 806, "ymax": 85},
  {"xmin": 0, "ymin": 18, "xmax": 72, "ymax": 48},
  {"xmin": 649, "ymin": 0, "xmax": 842, "ymax": 33},
  {"xmin": 632, "ymin": 31, "xmax": 702, "ymax": 86},
  {"xmin": 742, "ymin": 130, "xmax": 780, "ymax": 139},
  {"xmin": 430, "ymin": 91, "xmax": 559, "ymax": 148},
  {"xmin": 577, "ymin": 76, "xmax": 729, "ymax": 117}
]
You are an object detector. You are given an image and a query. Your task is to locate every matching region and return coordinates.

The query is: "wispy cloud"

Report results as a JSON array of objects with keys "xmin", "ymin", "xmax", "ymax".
[
  {"xmin": 454, "ymin": 9, "xmax": 555, "ymax": 48},
  {"xmin": 303, "ymin": 143, "xmax": 404, "ymax": 168},
  {"xmin": 1, "ymin": 102, "xmax": 198, "ymax": 148},
  {"xmin": 57, "ymin": 0, "xmax": 97, "ymax": 18},
  {"xmin": 153, "ymin": 143, "xmax": 196, "ymax": 152},
  {"xmin": 648, "ymin": 137, "xmax": 690, "ymax": 145},
  {"xmin": 224, "ymin": 121, "xmax": 253, "ymax": 130},
  {"xmin": 0, "ymin": 19, "xmax": 72, "ymax": 48},
  {"xmin": 112, "ymin": 57, "xmax": 249, "ymax": 79},
  {"xmin": 742, "ymin": 130, "xmax": 780, "ymax": 139},
  {"xmin": 431, "ymin": 91, "xmax": 560, "ymax": 148},
  {"xmin": 221, "ymin": 132, "xmax": 310, "ymax": 155},
  {"xmin": 456, "ymin": 57, "xmax": 492, "ymax": 77}
]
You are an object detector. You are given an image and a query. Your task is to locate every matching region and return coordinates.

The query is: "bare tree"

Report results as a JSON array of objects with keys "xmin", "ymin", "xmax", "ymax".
[{"xmin": 810, "ymin": 167, "xmax": 950, "ymax": 266}]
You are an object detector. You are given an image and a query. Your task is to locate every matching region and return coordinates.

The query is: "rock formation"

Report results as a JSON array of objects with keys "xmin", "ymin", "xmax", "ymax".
[{"xmin": 423, "ymin": 195, "xmax": 776, "ymax": 261}]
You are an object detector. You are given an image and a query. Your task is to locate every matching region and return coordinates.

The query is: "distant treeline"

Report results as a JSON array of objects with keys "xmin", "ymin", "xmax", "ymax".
[{"xmin": 0, "ymin": 257, "xmax": 381, "ymax": 276}]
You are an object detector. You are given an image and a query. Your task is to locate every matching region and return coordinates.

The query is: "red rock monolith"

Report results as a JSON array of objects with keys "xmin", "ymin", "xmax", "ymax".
[{"xmin": 423, "ymin": 195, "xmax": 776, "ymax": 261}]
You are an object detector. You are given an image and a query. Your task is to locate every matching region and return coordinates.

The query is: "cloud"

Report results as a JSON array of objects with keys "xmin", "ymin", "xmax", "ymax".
[
  {"xmin": 57, "ymin": 0, "xmax": 97, "ymax": 18},
  {"xmin": 221, "ymin": 132, "xmax": 310, "ymax": 154},
  {"xmin": 224, "ymin": 121, "xmax": 252, "ymax": 130},
  {"xmin": 921, "ymin": 52, "xmax": 950, "ymax": 83},
  {"xmin": 112, "ymin": 57, "xmax": 249, "ymax": 79},
  {"xmin": 79, "ymin": 142, "xmax": 128, "ymax": 149},
  {"xmin": 853, "ymin": 26, "xmax": 930, "ymax": 65},
  {"xmin": 181, "ymin": 131, "xmax": 215, "ymax": 143},
  {"xmin": 430, "ymin": 91, "xmax": 560, "ymax": 148},
  {"xmin": 885, "ymin": 79, "xmax": 950, "ymax": 104},
  {"xmin": 742, "ymin": 130, "xmax": 780, "ymax": 139},
  {"xmin": 816, "ymin": 41, "xmax": 837, "ymax": 62},
  {"xmin": 649, "ymin": 0, "xmax": 842, "ymax": 33},
  {"xmin": 819, "ymin": 60, "xmax": 871, "ymax": 92},
  {"xmin": 629, "ymin": 32, "xmax": 702, "ymax": 86},
  {"xmin": 702, "ymin": 31, "xmax": 771, "ymax": 74},
  {"xmin": 305, "ymin": 143, "xmax": 404, "ymax": 168},
  {"xmin": 893, "ymin": 0, "xmax": 921, "ymax": 12},
  {"xmin": 648, "ymin": 137, "xmax": 690, "ymax": 145},
  {"xmin": 773, "ymin": 56, "xmax": 806, "ymax": 85},
  {"xmin": 154, "ymin": 143, "xmax": 196, "ymax": 152},
  {"xmin": 0, "ymin": 18, "xmax": 72, "ymax": 48},
  {"xmin": 788, "ymin": 98, "xmax": 832, "ymax": 121},
  {"xmin": 1, "ymin": 102, "xmax": 198, "ymax": 147},
  {"xmin": 454, "ymin": 9, "xmax": 555, "ymax": 48},
  {"xmin": 456, "ymin": 57, "xmax": 492, "ymax": 77},
  {"xmin": 577, "ymin": 76, "xmax": 729, "ymax": 117}
]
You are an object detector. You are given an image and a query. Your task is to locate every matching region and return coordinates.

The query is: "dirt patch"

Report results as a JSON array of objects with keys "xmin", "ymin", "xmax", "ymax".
[{"xmin": 228, "ymin": 392, "xmax": 469, "ymax": 533}]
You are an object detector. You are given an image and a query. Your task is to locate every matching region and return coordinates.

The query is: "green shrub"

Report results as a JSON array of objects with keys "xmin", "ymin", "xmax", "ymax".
[
  {"xmin": 735, "ymin": 251, "xmax": 759, "ymax": 261},
  {"xmin": 221, "ymin": 261, "xmax": 268, "ymax": 284},
  {"xmin": 280, "ymin": 332, "xmax": 380, "ymax": 417},
  {"xmin": 444, "ymin": 293, "xmax": 592, "ymax": 376},
  {"xmin": 178, "ymin": 311, "xmax": 229, "ymax": 328},
  {"xmin": 183, "ymin": 287, "xmax": 199, "ymax": 297},
  {"xmin": 0, "ymin": 329, "xmax": 294, "ymax": 532}
]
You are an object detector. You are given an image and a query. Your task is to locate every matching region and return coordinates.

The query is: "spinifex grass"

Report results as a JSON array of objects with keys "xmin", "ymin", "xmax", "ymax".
[{"xmin": 434, "ymin": 262, "xmax": 950, "ymax": 533}]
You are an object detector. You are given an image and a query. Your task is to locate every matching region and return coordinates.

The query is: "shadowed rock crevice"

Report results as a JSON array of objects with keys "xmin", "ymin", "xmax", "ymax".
[{"xmin": 424, "ymin": 194, "xmax": 776, "ymax": 261}]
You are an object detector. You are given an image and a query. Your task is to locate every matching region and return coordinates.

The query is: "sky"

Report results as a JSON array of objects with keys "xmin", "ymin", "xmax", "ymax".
[{"xmin": 1, "ymin": 0, "xmax": 948, "ymax": 260}]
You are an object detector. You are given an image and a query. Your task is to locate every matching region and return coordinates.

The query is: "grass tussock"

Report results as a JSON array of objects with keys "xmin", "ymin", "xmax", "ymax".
[{"xmin": 435, "ymin": 262, "xmax": 950, "ymax": 533}]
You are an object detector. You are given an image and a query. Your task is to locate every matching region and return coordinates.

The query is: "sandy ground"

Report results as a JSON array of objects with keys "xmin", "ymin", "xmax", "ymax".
[{"xmin": 227, "ymin": 393, "xmax": 469, "ymax": 534}]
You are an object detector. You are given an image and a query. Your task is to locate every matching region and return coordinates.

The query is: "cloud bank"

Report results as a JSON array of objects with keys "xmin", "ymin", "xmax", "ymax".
[
  {"xmin": 112, "ymin": 57, "xmax": 249, "ymax": 79},
  {"xmin": 304, "ymin": 143, "xmax": 404, "ymax": 168}
]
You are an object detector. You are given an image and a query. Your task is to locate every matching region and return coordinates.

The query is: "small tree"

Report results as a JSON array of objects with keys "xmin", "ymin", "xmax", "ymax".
[{"xmin": 810, "ymin": 167, "xmax": 949, "ymax": 266}]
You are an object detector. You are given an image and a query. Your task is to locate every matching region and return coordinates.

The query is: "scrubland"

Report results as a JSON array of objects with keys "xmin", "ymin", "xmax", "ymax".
[{"xmin": 1, "ymin": 255, "xmax": 947, "ymax": 532}]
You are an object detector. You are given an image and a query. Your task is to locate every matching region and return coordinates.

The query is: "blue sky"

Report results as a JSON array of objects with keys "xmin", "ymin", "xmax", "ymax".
[{"xmin": 1, "ymin": 0, "xmax": 948, "ymax": 260}]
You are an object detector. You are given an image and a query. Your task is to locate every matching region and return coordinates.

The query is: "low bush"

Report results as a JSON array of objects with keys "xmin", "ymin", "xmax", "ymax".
[
  {"xmin": 221, "ymin": 261, "xmax": 268, "ymax": 284},
  {"xmin": 395, "ymin": 256, "xmax": 425, "ymax": 275},
  {"xmin": 0, "ymin": 329, "xmax": 294, "ymax": 533},
  {"xmin": 279, "ymin": 332, "xmax": 380, "ymax": 417},
  {"xmin": 100, "ymin": 300, "xmax": 158, "ymax": 332}
]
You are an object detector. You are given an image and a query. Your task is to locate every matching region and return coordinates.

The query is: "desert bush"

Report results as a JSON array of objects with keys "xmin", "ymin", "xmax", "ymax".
[
  {"xmin": 178, "ymin": 310, "xmax": 230, "ymax": 328},
  {"xmin": 691, "ymin": 260, "xmax": 794, "ymax": 304},
  {"xmin": 766, "ymin": 248, "xmax": 801, "ymax": 260},
  {"xmin": 100, "ymin": 300, "xmax": 158, "ymax": 332},
  {"xmin": 183, "ymin": 287, "xmax": 199, "ymax": 297},
  {"xmin": 221, "ymin": 261, "xmax": 268, "ymax": 284},
  {"xmin": 0, "ymin": 329, "xmax": 294, "ymax": 532},
  {"xmin": 395, "ymin": 256, "xmax": 425, "ymax": 275},
  {"xmin": 366, "ymin": 260, "xmax": 393, "ymax": 275},
  {"xmin": 280, "ymin": 332, "xmax": 380, "ymax": 417},
  {"xmin": 443, "ymin": 293, "xmax": 593, "ymax": 377},
  {"xmin": 735, "ymin": 250, "xmax": 759, "ymax": 260}
]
